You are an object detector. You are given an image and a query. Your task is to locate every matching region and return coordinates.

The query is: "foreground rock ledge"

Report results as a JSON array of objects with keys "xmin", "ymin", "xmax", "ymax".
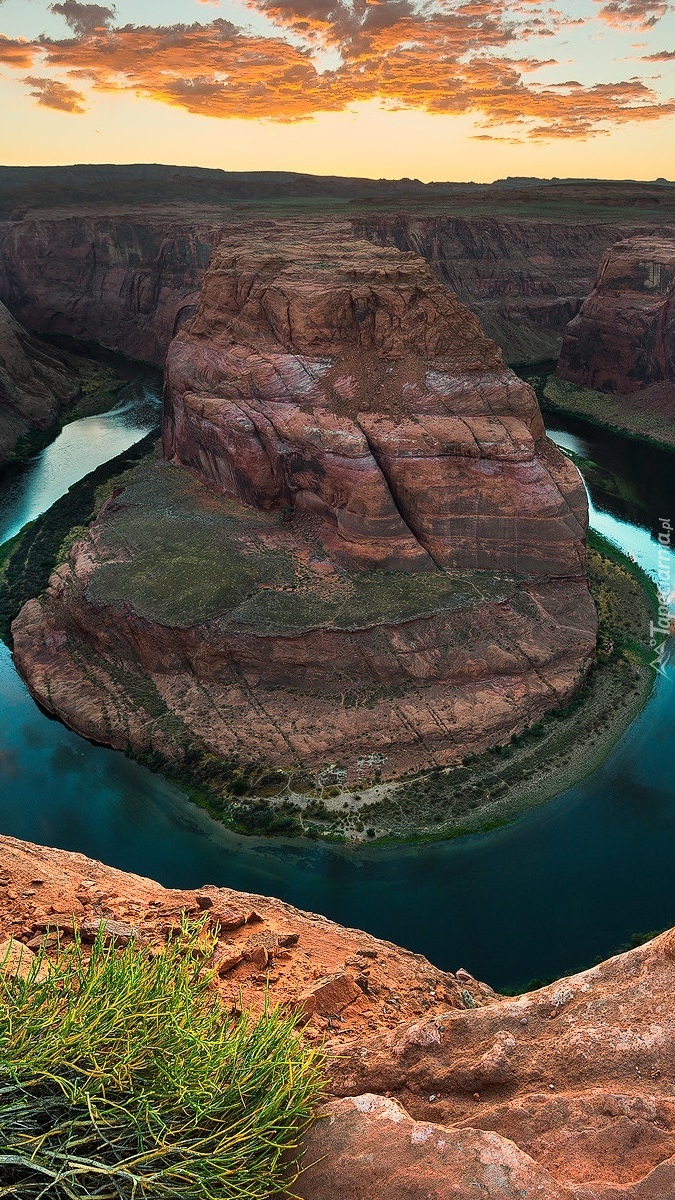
[
  {"xmin": 3, "ymin": 835, "xmax": 675, "ymax": 1199},
  {"xmin": 11, "ymin": 221, "xmax": 596, "ymax": 781}
]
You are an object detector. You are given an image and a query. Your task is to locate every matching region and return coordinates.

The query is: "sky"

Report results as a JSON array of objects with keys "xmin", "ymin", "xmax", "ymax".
[{"xmin": 0, "ymin": 0, "xmax": 673, "ymax": 181}]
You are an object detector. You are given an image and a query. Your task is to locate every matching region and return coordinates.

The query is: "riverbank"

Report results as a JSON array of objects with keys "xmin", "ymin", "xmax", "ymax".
[
  {"xmin": 0, "ymin": 433, "xmax": 157, "ymax": 642},
  {"xmin": 527, "ymin": 368, "xmax": 675, "ymax": 452},
  {"xmin": 4, "ymin": 352, "xmax": 129, "ymax": 468},
  {"xmin": 275, "ymin": 529, "xmax": 657, "ymax": 843}
]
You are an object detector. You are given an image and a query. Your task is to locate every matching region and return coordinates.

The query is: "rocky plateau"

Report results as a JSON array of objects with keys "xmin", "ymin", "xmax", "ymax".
[
  {"xmin": 2, "ymin": 172, "xmax": 675, "ymax": 372},
  {"xmin": 4, "ymin": 833, "xmax": 675, "ymax": 1199},
  {"xmin": 10, "ymin": 220, "xmax": 597, "ymax": 782}
]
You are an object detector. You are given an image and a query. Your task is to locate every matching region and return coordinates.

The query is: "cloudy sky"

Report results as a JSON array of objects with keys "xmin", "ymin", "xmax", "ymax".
[{"xmin": 0, "ymin": 0, "xmax": 673, "ymax": 180}]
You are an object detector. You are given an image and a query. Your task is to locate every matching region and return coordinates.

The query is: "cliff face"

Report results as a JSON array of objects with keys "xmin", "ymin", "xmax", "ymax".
[
  {"xmin": 354, "ymin": 215, "xmax": 675, "ymax": 363},
  {"xmin": 4, "ymin": 833, "xmax": 675, "ymax": 1200},
  {"xmin": 557, "ymin": 235, "xmax": 675, "ymax": 396},
  {"xmin": 0, "ymin": 300, "xmax": 80, "ymax": 464},
  {"xmin": 11, "ymin": 222, "xmax": 596, "ymax": 781},
  {"xmin": 2, "ymin": 209, "xmax": 674, "ymax": 372},
  {"xmin": 0, "ymin": 216, "xmax": 221, "ymax": 366},
  {"xmin": 164, "ymin": 222, "xmax": 588, "ymax": 577}
]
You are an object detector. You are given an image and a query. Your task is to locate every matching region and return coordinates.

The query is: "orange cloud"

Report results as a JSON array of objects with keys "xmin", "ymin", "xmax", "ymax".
[
  {"xmin": 593, "ymin": 0, "xmax": 670, "ymax": 28},
  {"xmin": 0, "ymin": 34, "xmax": 38, "ymax": 68},
  {"xmin": 23, "ymin": 74, "xmax": 86, "ymax": 112},
  {"xmin": 0, "ymin": 6, "xmax": 671, "ymax": 139}
]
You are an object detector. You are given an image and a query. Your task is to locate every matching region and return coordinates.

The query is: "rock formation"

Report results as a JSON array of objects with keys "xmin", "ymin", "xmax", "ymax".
[
  {"xmin": 557, "ymin": 235, "xmax": 675, "ymax": 401},
  {"xmin": 164, "ymin": 221, "xmax": 589, "ymax": 578},
  {"xmin": 0, "ymin": 216, "xmax": 222, "ymax": 365},
  {"xmin": 11, "ymin": 222, "xmax": 596, "ymax": 781},
  {"xmin": 354, "ymin": 215, "xmax": 675, "ymax": 363},
  {"xmin": 2, "ymin": 190, "xmax": 674, "ymax": 369},
  {"xmin": 0, "ymin": 300, "xmax": 80, "ymax": 465},
  {"xmin": 4, "ymin": 832, "xmax": 675, "ymax": 1199}
]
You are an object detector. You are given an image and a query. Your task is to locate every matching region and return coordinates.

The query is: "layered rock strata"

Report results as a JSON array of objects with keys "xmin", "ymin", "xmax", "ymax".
[
  {"xmin": 164, "ymin": 222, "xmax": 590, "ymax": 577},
  {"xmin": 557, "ymin": 235, "xmax": 675, "ymax": 403},
  {"xmin": 0, "ymin": 216, "xmax": 221, "ymax": 365},
  {"xmin": 12, "ymin": 222, "xmax": 596, "ymax": 779},
  {"xmin": 0, "ymin": 300, "xmax": 80, "ymax": 465},
  {"xmin": 4, "ymin": 833, "xmax": 675, "ymax": 1199},
  {"xmin": 354, "ymin": 215, "xmax": 675, "ymax": 363},
  {"xmin": 2, "ymin": 206, "xmax": 674, "ymax": 370}
]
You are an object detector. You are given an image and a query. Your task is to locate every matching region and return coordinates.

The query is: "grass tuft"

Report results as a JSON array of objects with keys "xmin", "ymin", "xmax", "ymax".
[{"xmin": 0, "ymin": 924, "xmax": 324, "ymax": 1199}]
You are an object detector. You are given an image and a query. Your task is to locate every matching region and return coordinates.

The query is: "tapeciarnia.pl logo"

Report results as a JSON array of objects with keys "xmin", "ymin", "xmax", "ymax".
[{"xmin": 650, "ymin": 517, "xmax": 674, "ymax": 679}]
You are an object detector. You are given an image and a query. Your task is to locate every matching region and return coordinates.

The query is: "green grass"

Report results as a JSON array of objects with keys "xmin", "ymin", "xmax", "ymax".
[
  {"xmin": 85, "ymin": 458, "xmax": 513, "ymax": 630},
  {"xmin": 0, "ymin": 925, "xmax": 324, "ymax": 1199},
  {"xmin": 542, "ymin": 376, "xmax": 675, "ymax": 451}
]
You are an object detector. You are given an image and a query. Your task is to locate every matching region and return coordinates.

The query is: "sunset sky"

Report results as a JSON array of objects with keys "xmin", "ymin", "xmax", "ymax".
[{"xmin": 0, "ymin": 0, "xmax": 673, "ymax": 181}]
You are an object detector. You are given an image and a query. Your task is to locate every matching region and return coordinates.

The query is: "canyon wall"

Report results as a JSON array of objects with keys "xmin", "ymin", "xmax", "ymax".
[
  {"xmin": 557, "ymin": 235, "xmax": 675, "ymax": 396},
  {"xmin": 0, "ymin": 216, "xmax": 222, "ymax": 366},
  {"xmin": 2, "ymin": 208, "xmax": 674, "ymax": 372},
  {"xmin": 0, "ymin": 300, "xmax": 80, "ymax": 464},
  {"xmin": 4, "ymin": 832, "xmax": 675, "ymax": 1199},
  {"xmin": 11, "ymin": 221, "xmax": 596, "ymax": 781},
  {"xmin": 355, "ymin": 215, "xmax": 675, "ymax": 363}
]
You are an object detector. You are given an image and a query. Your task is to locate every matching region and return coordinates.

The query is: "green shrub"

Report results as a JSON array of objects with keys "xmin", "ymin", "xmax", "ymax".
[{"xmin": 0, "ymin": 926, "xmax": 324, "ymax": 1199}]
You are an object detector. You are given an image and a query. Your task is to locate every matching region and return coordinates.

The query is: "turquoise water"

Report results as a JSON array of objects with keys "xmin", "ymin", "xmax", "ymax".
[{"xmin": 0, "ymin": 388, "xmax": 673, "ymax": 991}]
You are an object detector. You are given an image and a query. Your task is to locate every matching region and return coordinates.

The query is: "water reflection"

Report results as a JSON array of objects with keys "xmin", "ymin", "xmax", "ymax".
[{"xmin": 0, "ymin": 382, "xmax": 160, "ymax": 543}]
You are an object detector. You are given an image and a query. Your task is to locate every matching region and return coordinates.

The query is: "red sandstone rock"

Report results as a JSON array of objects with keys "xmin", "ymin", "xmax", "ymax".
[
  {"xmin": 0, "ymin": 299, "xmax": 80, "ymax": 464},
  {"xmin": 353, "ymin": 213, "xmax": 675, "ymax": 363},
  {"xmin": 0, "ymin": 834, "xmax": 488, "ymax": 1039},
  {"xmin": 164, "ymin": 221, "xmax": 588, "ymax": 577},
  {"xmin": 3, "ymin": 202, "xmax": 669, "ymax": 371},
  {"xmin": 330, "ymin": 932, "xmax": 675, "ymax": 1196},
  {"xmin": 0, "ymin": 936, "xmax": 50, "ymax": 982},
  {"xmin": 297, "ymin": 971, "xmax": 363, "ymax": 1018},
  {"xmin": 0, "ymin": 216, "xmax": 222, "ymax": 365},
  {"xmin": 295, "ymin": 1094, "xmax": 576, "ymax": 1200},
  {"xmin": 10, "ymin": 222, "xmax": 597, "ymax": 778},
  {"xmin": 557, "ymin": 235, "xmax": 675, "ymax": 397},
  {"xmin": 4, "ymin": 833, "xmax": 675, "ymax": 1198}
]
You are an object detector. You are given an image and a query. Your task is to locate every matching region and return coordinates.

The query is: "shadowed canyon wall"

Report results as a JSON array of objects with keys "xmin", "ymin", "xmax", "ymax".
[{"xmin": 0, "ymin": 299, "xmax": 80, "ymax": 464}]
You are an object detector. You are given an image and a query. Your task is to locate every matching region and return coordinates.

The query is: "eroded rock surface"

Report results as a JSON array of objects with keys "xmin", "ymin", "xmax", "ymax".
[
  {"xmin": 557, "ymin": 235, "xmax": 675, "ymax": 402},
  {"xmin": 165, "ymin": 221, "xmax": 589, "ymax": 577},
  {"xmin": 3, "ymin": 834, "xmax": 675, "ymax": 1199},
  {"xmin": 322, "ymin": 929, "xmax": 675, "ymax": 1199},
  {"xmin": 12, "ymin": 222, "xmax": 596, "ymax": 780},
  {"xmin": 0, "ymin": 834, "xmax": 494, "ymax": 1045},
  {"xmin": 0, "ymin": 216, "xmax": 221, "ymax": 365},
  {"xmin": 354, "ymin": 215, "xmax": 675, "ymax": 363},
  {"xmin": 0, "ymin": 300, "xmax": 80, "ymax": 464}
]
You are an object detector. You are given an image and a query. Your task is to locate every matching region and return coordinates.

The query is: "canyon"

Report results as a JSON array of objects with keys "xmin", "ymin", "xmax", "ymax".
[
  {"xmin": 4, "ymin": 832, "xmax": 675, "ymax": 1200},
  {"xmin": 10, "ymin": 219, "xmax": 597, "ymax": 784},
  {"xmin": 0, "ymin": 170, "xmax": 673, "ymax": 1199},
  {"xmin": 557, "ymin": 235, "xmax": 675, "ymax": 416},
  {"xmin": 1, "ymin": 173, "xmax": 674, "ymax": 379},
  {"xmin": 0, "ymin": 300, "xmax": 80, "ymax": 465}
]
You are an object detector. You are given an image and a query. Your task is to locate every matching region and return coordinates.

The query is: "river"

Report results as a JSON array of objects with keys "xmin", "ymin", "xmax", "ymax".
[{"xmin": 1, "ymin": 378, "xmax": 673, "ymax": 992}]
